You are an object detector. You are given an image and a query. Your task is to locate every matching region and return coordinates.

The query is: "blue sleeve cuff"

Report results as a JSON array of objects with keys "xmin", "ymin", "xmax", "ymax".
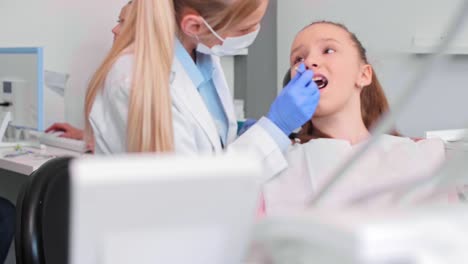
[{"xmin": 257, "ymin": 117, "xmax": 291, "ymax": 153}]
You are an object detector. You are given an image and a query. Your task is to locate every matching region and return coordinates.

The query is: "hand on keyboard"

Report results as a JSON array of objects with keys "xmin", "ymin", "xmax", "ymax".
[
  {"xmin": 45, "ymin": 123, "xmax": 84, "ymax": 140},
  {"xmin": 38, "ymin": 132, "xmax": 87, "ymax": 153}
]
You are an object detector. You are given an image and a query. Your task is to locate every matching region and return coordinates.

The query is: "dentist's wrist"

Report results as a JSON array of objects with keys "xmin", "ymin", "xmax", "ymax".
[
  {"xmin": 258, "ymin": 117, "xmax": 291, "ymax": 153},
  {"xmin": 266, "ymin": 113, "xmax": 291, "ymax": 136}
]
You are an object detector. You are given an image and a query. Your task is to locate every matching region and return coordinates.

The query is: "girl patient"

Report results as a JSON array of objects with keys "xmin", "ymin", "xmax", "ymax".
[{"xmin": 264, "ymin": 21, "xmax": 446, "ymax": 213}]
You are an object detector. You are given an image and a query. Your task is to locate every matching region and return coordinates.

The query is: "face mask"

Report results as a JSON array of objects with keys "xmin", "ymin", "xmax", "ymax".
[{"xmin": 196, "ymin": 18, "xmax": 260, "ymax": 56}]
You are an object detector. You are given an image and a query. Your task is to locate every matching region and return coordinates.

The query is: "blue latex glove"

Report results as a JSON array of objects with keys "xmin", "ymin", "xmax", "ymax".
[{"xmin": 267, "ymin": 63, "xmax": 320, "ymax": 136}]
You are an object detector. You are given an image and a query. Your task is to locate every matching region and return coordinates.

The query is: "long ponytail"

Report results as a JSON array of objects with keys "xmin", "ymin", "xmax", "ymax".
[
  {"xmin": 128, "ymin": 0, "xmax": 175, "ymax": 152},
  {"xmin": 84, "ymin": 0, "xmax": 175, "ymax": 152}
]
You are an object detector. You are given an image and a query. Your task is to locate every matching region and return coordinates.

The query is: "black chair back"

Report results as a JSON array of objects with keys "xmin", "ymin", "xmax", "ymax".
[
  {"xmin": 0, "ymin": 197, "xmax": 15, "ymax": 264},
  {"xmin": 15, "ymin": 156, "xmax": 73, "ymax": 264}
]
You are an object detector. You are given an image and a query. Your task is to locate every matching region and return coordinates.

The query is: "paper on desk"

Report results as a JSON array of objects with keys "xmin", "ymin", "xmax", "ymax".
[
  {"xmin": 3, "ymin": 150, "xmax": 55, "ymax": 161},
  {"xmin": 45, "ymin": 70, "xmax": 69, "ymax": 97}
]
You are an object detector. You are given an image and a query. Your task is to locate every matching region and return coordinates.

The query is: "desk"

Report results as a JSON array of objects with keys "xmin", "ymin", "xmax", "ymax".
[
  {"xmin": 0, "ymin": 145, "xmax": 81, "ymax": 175},
  {"xmin": 0, "ymin": 144, "xmax": 81, "ymax": 204}
]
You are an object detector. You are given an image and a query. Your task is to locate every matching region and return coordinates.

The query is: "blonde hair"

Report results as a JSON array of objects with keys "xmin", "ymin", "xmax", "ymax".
[{"xmin": 84, "ymin": 0, "xmax": 175, "ymax": 152}]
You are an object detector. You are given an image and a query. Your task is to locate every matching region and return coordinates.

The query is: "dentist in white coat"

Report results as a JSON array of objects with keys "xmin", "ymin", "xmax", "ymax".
[{"xmin": 87, "ymin": 0, "xmax": 320, "ymax": 181}]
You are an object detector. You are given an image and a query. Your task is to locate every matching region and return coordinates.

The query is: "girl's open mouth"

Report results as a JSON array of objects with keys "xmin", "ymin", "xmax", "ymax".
[{"xmin": 313, "ymin": 74, "xmax": 328, "ymax": 89}]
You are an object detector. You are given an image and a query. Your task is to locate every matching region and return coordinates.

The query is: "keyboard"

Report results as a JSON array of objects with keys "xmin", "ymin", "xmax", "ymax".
[{"xmin": 37, "ymin": 132, "xmax": 87, "ymax": 153}]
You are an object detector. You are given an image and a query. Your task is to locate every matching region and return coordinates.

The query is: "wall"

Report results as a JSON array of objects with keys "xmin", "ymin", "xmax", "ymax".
[
  {"xmin": 278, "ymin": 0, "xmax": 468, "ymax": 136},
  {"xmin": 234, "ymin": 0, "xmax": 277, "ymax": 119}
]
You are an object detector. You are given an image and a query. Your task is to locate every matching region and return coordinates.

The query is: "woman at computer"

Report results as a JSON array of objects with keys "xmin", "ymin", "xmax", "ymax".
[{"xmin": 45, "ymin": 1, "xmax": 133, "ymax": 151}]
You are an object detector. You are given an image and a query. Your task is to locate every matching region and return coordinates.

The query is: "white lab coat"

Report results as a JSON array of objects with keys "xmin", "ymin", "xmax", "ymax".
[
  {"xmin": 90, "ymin": 54, "xmax": 288, "ymax": 181},
  {"xmin": 264, "ymin": 135, "xmax": 446, "ymax": 213}
]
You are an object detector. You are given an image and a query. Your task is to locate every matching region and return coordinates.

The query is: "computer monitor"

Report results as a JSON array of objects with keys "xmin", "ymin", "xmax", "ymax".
[
  {"xmin": 69, "ymin": 153, "xmax": 262, "ymax": 264},
  {"xmin": 0, "ymin": 47, "xmax": 44, "ymax": 132}
]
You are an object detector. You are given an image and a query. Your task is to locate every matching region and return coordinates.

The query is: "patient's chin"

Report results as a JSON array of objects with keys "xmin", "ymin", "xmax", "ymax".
[
  {"xmin": 312, "ymin": 106, "xmax": 329, "ymax": 118},
  {"xmin": 313, "ymin": 101, "xmax": 343, "ymax": 118},
  {"xmin": 313, "ymin": 101, "xmax": 332, "ymax": 117}
]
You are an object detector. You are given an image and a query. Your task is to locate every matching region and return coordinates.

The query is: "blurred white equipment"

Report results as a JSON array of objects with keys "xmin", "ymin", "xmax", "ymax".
[
  {"xmin": 70, "ymin": 153, "xmax": 262, "ymax": 264},
  {"xmin": 426, "ymin": 129, "xmax": 468, "ymax": 142},
  {"xmin": 37, "ymin": 132, "xmax": 87, "ymax": 153},
  {"xmin": 426, "ymin": 129, "xmax": 468, "ymax": 158},
  {"xmin": 253, "ymin": 207, "xmax": 468, "ymax": 264}
]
